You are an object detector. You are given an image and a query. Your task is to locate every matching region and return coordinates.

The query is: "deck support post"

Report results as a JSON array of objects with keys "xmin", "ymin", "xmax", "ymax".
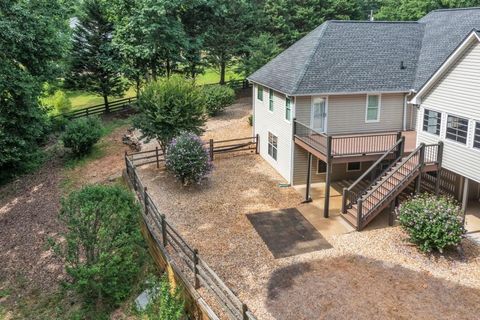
[
  {"xmin": 304, "ymin": 152, "xmax": 313, "ymax": 203},
  {"xmin": 435, "ymin": 142, "xmax": 444, "ymax": 196},
  {"xmin": 324, "ymin": 136, "xmax": 333, "ymax": 218},
  {"xmin": 415, "ymin": 143, "xmax": 426, "ymax": 194},
  {"xmin": 388, "ymin": 198, "xmax": 396, "ymax": 226}
]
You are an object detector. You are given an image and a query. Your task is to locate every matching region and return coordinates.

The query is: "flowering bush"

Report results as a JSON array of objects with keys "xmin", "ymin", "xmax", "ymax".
[
  {"xmin": 203, "ymin": 84, "xmax": 235, "ymax": 116},
  {"xmin": 166, "ymin": 133, "xmax": 212, "ymax": 185},
  {"xmin": 397, "ymin": 194, "xmax": 465, "ymax": 253}
]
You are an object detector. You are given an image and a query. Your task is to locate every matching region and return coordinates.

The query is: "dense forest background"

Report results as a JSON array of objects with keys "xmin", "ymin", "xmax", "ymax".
[{"xmin": 2, "ymin": 0, "xmax": 480, "ymax": 179}]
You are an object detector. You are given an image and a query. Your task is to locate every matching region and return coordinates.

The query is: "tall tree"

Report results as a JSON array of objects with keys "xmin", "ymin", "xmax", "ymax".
[
  {"xmin": 69, "ymin": 0, "xmax": 126, "ymax": 111},
  {"xmin": 262, "ymin": 0, "xmax": 364, "ymax": 48},
  {"xmin": 204, "ymin": 0, "xmax": 255, "ymax": 84},
  {"xmin": 238, "ymin": 33, "xmax": 282, "ymax": 76},
  {"xmin": 0, "ymin": 0, "xmax": 68, "ymax": 181}
]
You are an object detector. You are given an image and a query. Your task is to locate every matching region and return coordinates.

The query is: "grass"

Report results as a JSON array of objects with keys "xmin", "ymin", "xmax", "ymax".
[
  {"xmin": 195, "ymin": 66, "xmax": 242, "ymax": 85},
  {"xmin": 66, "ymin": 87, "xmax": 137, "ymax": 111}
]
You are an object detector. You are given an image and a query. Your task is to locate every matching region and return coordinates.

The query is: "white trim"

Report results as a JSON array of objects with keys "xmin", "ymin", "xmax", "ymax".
[
  {"xmin": 421, "ymin": 107, "xmax": 442, "ymax": 137},
  {"xmin": 284, "ymin": 95, "xmax": 292, "ymax": 123},
  {"xmin": 310, "ymin": 96, "xmax": 328, "ymax": 132},
  {"xmin": 411, "ymin": 30, "xmax": 480, "ymax": 105},
  {"xmin": 365, "ymin": 94, "xmax": 381, "ymax": 123},
  {"xmin": 346, "ymin": 162, "xmax": 362, "ymax": 172},
  {"xmin": 268, "ymin": 88, "xmax": 274, "ymax": 113}
]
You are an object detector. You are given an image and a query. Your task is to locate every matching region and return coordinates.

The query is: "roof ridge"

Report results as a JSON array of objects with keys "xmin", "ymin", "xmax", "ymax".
[
  {"xmin": 291, "ymin": 22, "xmax": 330, "ymax": 95},
  {"xmin": 329, "ymin": 20, "xmax": 420, "ymax": 24},
  {"xmin": 430, "ymin": 7, "xmax": 480, "ymax": 13}
]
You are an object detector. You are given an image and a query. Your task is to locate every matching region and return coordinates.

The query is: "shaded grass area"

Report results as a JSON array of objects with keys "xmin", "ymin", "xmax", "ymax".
[
  {"xmin": 195, "ymin": 66, "xmax": 242, "ymax": 85},
  {"xmin": 65, "ymin": 86, "xmax": 137, "ymax": 111}
]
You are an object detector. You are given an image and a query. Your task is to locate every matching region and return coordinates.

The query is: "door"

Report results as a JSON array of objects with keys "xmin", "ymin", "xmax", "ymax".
[{"xmin": 311, "ymin": 97, "xmax": 327, "ymax": 132}]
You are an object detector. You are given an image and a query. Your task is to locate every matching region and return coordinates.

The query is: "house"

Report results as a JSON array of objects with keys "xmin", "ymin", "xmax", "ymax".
[{"xmin": 247, "ymin": 8, "xmax": 480, "ymax": 230}]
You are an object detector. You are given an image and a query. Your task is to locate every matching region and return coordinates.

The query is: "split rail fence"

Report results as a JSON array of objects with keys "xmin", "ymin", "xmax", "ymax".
[
  {"xmin": 124, "ymin": 135, "xmax": 259, "ymax": 320},
  {"xmin": 56, "ymin": 79, "xmax": 251, "ymax": 120}
]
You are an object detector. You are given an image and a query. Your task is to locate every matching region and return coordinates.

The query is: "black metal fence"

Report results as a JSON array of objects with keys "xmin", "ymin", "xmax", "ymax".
[{"xmin": 124, "ymin": 153, "xmax": 256, "ymax": 320}]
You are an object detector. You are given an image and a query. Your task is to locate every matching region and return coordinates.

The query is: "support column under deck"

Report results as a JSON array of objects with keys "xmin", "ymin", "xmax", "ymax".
[
  {"xmin": 461, "ymin": 177, "xmax": 469, "ymax": 225},
  {"xmin": 323, "ymin": 136, "xmax": 333, "ymax": 218},
  {"xmin": 304, "ymin": 152, "xmax": 313, "ymax": 203}
]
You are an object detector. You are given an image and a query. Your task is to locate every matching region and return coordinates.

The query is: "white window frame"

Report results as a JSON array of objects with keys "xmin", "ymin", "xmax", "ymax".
[
  {"xmin": 285, "ymin": 96, "xmax": 292, "ymax": 122},
  {"xmin": 269, "ymin": 89, "xmax": 274, "ymax": 112},
  {"xmin": 365, "ymin": 94, "xmax": 381, "ymax": 123},
  {"xmin": 422, "ymin": 108, "xmax": 442, "ymax": 136},
  {"xmin": 267, "ymin": 132, "xmax": 277, "ymax": 161},
  {"xmin": 346, "ymin": 162, "xmax": 361, "ymax": 172},
  {"xmin": 445, "ymin": 114, "xmax": 469, "ymax": 145},
  {"xmin": 257, "ymin": 86, "xmax": 263, "ymax": 101},
  {"xmin": 316, "ymin": 159, "xmax": 327, "ymax": 175}
]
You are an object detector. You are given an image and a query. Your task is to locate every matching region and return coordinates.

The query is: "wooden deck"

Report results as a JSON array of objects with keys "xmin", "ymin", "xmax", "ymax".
[{"xmin": 294, "ymin": 130, "xmax": 417, "ymax": 163}]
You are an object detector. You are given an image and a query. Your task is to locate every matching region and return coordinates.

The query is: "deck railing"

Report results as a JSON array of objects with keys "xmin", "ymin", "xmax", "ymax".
[
  {"xmin": 294, "ymin": 119, "xmax": 403, "ymax": 158},
  {"xmin": 342, "ymin": 135, "xmax": 404, "ymax": 213}
]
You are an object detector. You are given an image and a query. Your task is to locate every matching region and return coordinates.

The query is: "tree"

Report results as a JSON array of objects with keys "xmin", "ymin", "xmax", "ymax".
[
  {"xmin": 204, "ymin": 0, "xmax": 255, "ymax": 84},
  {"xmin": 69, "ymin": 0, "xmax": 126, "ymax": 112},
  {"xmin": 57, "ymin": 184, "xmax": 145, "ymax": 308},
  {"xmin": 133, "ymin": 76, "xmax": 207, "ymax": 152},
  {"xmin": 262, "ymin": 0, "xmax": 364, "ymax": 48},
  {"xmin": 112, "ymin": 0, "xmax": 187, "ymax": 86},
  {"xmin": 238, "ymin": 33, "xmax": 282, "ymax": 77},
  {"xmin": 0, "ymin": 0, "xmax": 69, "ymax": 182}
]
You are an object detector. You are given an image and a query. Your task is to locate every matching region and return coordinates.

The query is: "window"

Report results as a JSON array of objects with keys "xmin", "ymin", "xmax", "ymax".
[
  {"xmin": 317, "ymin": 160, "xmax": 327, "ymax": 174},
  {"xmin": 366, "ymin": 94, "xmax": 380, "ymax": 122},
  {"xmin": 285, "ymin": 97, "xmax": 292, "ymax": 121},
  {"xmin": 268, "ymin": 132, "xmax": 277, "ymax": 160},
  {"xmin": 446, "ymin": 115, "xmax": 468, "ymax": 144},
  {"xmin": 347, "ymin": 162, "xmax": 361, "ymax": 172},
  {"xmin": 269, "ymin": 89, "xmax": 274, "ymax": 111},
  {"xmin": 474, "ymin": 122, "xmax": 480, "ymax": 150},
  {"xmin": 423, "ymin": 109, "xmax": 442, "ymax": 135},
  {"xmin": 257, "ymin": 86, "xmax": 263, "ymax": 101}
]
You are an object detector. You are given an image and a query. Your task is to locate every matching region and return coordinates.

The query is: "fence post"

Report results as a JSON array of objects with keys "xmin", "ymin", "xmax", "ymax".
[
  {"xmin": 86, "ymin": 108, "xmax": 89, "ymax": 117},
  {"xmin": 193, "ymin": 249, "xmax": 200, "ymax": 289},
  {"xmin": 143, "ymin": 187, "xmax": 148, "ymax": 213},
  {"xmin": 161, "ymin": 214, "xmax": 167, "ymax": 247},
  {"xmin": 242, "ymin": 304, "xmax": 248, "ymax": 320},
  {"xmin": 435, "ymin": 141, "xmax": 444, "ymax": 196},
  {"xmin": 209, "ymin": 139, "xmax": 214, "ymax": 161},
  {"xmin": 155, "ymin": 147, "xmax": 160, "ymax": 169},
  {"xmin": 124, "ymin": 151, "xmax": 129, "ymax": 177},
  {"xmin": 255, "ymin": 134, "xmax": 260, "ymax": 154},
  {"xmin": 357, "ymin": 199, "xmax": 363, "ymax": 230}
]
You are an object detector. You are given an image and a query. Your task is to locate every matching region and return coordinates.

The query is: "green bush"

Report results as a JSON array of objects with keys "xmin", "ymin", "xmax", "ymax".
[
  {"xmin": 397, "ymin": 194, "xmax": 465, "ymax": 253},
  {"xmin": 248, "ymin": 114, "xmax": 253, "ymax": 126},
  {"xmin": 141, "ymin": 274, "xmax": 185, "ymax": 320},
  {"xmin": 203, "ymin": 84, "xmax": 235, "ymax": 116},
  {"xmin": 133, "ymin": 76, "xmax": 206, "ymax": 153},
  {"xmin": 61, "ymin": 116, "xmax": 103, "ymax": 156},
  {"xmin": 58, "ymin": 184, "xmax": 145, "ymax": 308},
  {"xmin": 166, "ymin": 132, "xmax": 212, "ymax": 185}
]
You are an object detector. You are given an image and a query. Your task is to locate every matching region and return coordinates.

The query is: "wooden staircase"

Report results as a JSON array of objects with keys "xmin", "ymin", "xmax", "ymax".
[{"xmin": 341, "ymin": 140, "xmax": 442, "ymax": 230}]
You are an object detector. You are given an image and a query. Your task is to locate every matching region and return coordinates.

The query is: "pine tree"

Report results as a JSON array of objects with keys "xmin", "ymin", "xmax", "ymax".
[{"xmin": 69, "ymin": 0, "xmax": 126, "ymax": 111}]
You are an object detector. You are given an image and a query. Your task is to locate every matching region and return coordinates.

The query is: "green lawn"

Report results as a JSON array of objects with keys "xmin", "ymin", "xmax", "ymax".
[{"xmin": 195, "ymin": 66, "xmax": 242, "ymax": 85}]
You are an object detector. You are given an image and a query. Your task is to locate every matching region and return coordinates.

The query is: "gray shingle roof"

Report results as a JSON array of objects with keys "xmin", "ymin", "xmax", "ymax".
[{"xmin": 248, "ymin": 8, "xmax": 480, "ymax": 95}]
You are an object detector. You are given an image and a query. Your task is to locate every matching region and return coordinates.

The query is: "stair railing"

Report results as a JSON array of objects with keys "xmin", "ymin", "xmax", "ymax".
[
  {"xmin": 358, "ymin": 143, "xmax": 426, "ymax": 228},
  {"xmin": 341, "ymin": 134, "xmax": 404, "ymax": 213}
]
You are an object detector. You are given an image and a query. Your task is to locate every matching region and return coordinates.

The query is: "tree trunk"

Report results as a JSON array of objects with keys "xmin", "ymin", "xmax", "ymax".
[
  {"xmin": 220, "ymin": 60, "xmax": 226, "ymax": 85},
  {"xmin": 151, "ymin": 59, "xmax": 157, "ymax": 81},
  {"xmin": 166, "ymin": 59, "xmax": 171, "ymax": 78},
  {"xmin": 103, "ymin": 94, "xmax": 109, "ymax": 113},
  {"xmin": 135, "ymin": 77, "xmax": 141, "ymax": 95}
]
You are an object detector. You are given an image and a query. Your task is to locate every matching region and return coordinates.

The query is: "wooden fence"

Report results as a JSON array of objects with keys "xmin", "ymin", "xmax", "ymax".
[
  {"xmin": 126, "ymin": 135, "xmax": 259, "ymax": 168},
  {"xmin": 124, "ymin": 154, "xmax": 257, "ymax": 320},
  {"xmin": 56, "ymin": 79, "xmax": 251, "ymax": 120}
]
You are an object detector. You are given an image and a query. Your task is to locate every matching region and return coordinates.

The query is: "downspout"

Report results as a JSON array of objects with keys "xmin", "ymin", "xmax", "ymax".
[{"xmin": 403, "ymin": 89, "xmax": 416, "ymax": 131}]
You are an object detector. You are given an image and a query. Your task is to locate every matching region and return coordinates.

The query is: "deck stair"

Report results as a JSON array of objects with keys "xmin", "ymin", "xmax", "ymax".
[{"xmin": 341, "ymin": 139, "xmax": 442, "ymax": 230}]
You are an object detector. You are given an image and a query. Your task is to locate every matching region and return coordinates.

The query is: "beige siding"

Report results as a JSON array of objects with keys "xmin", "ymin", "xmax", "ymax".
[
  {"xmin": 406, "ymin": 104, "xmax": 417, "ymax": 130},
  {"xmin": 417, "ymin": 41, "xmax": 480, "ymax": 183},
  {"xmin": 326, "ymin": 93, "xmax": 405, "ymax": 134},
  {"xmin": 292, "ymin": 146, "xmax": 374, "ymax": 185},
  {"xmin": 295, "ymin": 96, "xmax": 312, "ymax": 124},
  {"xmin": 253, "ymin": 84, "xmax": 293, "ymax": 182}
]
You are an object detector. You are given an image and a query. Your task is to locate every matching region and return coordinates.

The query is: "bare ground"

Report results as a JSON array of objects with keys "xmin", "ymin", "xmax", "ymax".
[
  {"xmin": 0, "ymin": 121, "xmax": 133, "ymax": 319},
  {"xmin": 136, "ymin": 98, "xmax": 480, "ymax": 320}
]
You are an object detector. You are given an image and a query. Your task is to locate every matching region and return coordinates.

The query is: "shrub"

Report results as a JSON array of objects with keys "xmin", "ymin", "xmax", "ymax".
[
  {"xmin": 203, "ymin": 84, "xmax": 235, "ymax": 116},
  {"xmin": 133, "ymin": 76, "xmax": 206, "ymax": 153},
  {"xmin": 51, "ymin": 90, "xmax": 72, "ymax": 115},
  {"xmin": 397, "ymin": 194, "xmax": 465, "ymax": 253},
  {"xmin": 248, "ymin": 114, "xmax": 253, "ymax": 126},
  {"xmin": 57, "ymin": 184, "xmax": 145, "ymax": 308},
  {"xmin": 61, "ymin": 116, "xmax": 103, "ymax": 156},
  {"xmin": 166, "ymin": 132, "xmax": 212, "ymax": 185},
  {"xmin": 141, "ymin": 274, "xmax": 185, "ymax": 320}
]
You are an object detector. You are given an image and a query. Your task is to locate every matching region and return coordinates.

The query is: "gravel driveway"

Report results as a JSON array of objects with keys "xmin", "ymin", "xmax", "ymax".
[{"xmin": 136, "ymin": 96, "xmax": 480, "ymax": 320}]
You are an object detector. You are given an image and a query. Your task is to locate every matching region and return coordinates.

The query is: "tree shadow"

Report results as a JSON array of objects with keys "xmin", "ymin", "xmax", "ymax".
[{"xmin": 266, "ymin": 255, "xmax": 480, "ymax": 320}]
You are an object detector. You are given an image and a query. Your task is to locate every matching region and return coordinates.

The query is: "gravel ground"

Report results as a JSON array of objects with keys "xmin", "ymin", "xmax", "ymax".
[{"xmin": 136, "ymin": 97, "xmax": 480, "ymax": 320}]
